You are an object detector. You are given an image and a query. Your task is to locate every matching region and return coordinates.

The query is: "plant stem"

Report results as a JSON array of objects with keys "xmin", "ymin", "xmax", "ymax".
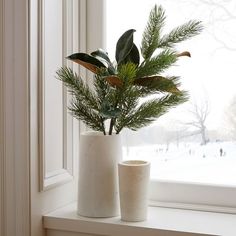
[
  {"xmin": 101, "ymin": 117, "xmax": 106, "ymax": 135},
  {"xmin": 108, "ymin": 118, "xmax": 114, "ymax": 135},
  {"xmin": 109, "ymin": 88, "xmax": 122, "ymax": 135}
]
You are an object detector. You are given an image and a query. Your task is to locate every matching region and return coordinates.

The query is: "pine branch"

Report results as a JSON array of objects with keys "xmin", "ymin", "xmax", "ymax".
[
  {"xmin": 56, "ymin": 67, "xmax": 106, "ymax": 133},
  {"xmin": 56, "ymin": 67, "xmax": 99, "ymax": 111},
  {"xmin": 141, "ymin": 5, "xmax": 166, "ymax": 59},
  {"xmin": 103, "ymin": 63, "xmax": 138, "ymax": 134},
  {"xmin": 157, "ymin": 91, "xmax": 188, "ymax": 109},
  {"xmin": 158, "ymin": 20, "xmax": 203, "ymax": 48},
  {"xmin": 136, "ymin": 49, "xmax": 177, "ymax": 78},
  {"xmin": 70, "ymin": 99, "xmax": 105, "ymax": 133},
  {"xmin": 116, "ymin": 92, "xmax": 188, "ymax": 133},
  {"xmin": 115, "ymin": 88, "xmax": 140, "ymax": 133},
  {"xmin": 94, "ymin": 74, "xmax": 112, "ymax": 106},
  {"xmin": 118, "ymin": 62, "xmax": 137, "ymax": 84}
]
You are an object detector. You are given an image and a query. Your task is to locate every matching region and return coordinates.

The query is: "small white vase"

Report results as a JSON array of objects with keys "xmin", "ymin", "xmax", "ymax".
[
  {"xmin": 118, "ymin": 160, "xmax": 150, "ymax": 222},
  {"xmin": 77, "ymin": 131, "xmax": 122, "ymax": 217}
]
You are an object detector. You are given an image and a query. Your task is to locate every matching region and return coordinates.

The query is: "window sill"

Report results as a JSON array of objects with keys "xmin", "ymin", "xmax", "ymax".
[{"xmin": 43, "ymin": 202, "xmax": 236, "ymax": 236}]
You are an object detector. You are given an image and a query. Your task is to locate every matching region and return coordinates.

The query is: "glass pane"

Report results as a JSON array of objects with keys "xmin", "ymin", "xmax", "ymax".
[{"xmin": 106, "ymin": 0, "xmax": 236, "ymax": 185}]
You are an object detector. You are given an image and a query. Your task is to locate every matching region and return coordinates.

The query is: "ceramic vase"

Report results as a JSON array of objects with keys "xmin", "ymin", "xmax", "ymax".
[
  {"xmin": 77, "ymin": 131, "xmax": 122, "ymax": 217},
  {"xmin": 118, "ymin": 160, "xmax": 150, "ymax": 222}
]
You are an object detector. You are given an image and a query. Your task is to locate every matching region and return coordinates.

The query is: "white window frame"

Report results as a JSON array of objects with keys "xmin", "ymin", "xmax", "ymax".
[
  {"xmin": 149, "ymin": 180, "xmax": 236, "ymax": 213},
  {"xmin": 99, "ymin": 0, "xmax": 236, "ymax": 213}
]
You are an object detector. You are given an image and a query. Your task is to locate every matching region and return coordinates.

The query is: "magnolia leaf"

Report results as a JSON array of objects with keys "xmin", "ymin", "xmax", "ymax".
[
  {"xmin": 123, "ymin": 43, "xmax": 140, "ymax": 65},
  {"xmin": 115, "ymin": 29, "xmax": 136, "ymax": 65},
  {"xmin": 105, "ymin": 76, "xmax": 123, "ymax": 88},
  {"xmin": 91, "ymin": 48, "xmax": 111, "ymax": 62},
  {"xmin": 66, "ymin": 53, "xmax": 106, "ymax": 73},
  {"xmin": 177, "ymin": 51, "xmax": 191, "ymax": 57},
  {"xmin": 134, "ymin": 76, "xmax": 180, "ymax": 93},
  {"xmin": 91, "ymin": 49, "xmax": 116, "ymax": 74}
]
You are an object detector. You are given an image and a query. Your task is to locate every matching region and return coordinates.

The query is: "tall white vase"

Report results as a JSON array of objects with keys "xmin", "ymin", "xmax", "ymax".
[
  {"xmin": 78, "ymin": 131, "xmax": 122, "ymax": 217},
  {"xmin": 118, "ymin": 160, "xmax": 150, "ymax": 222}
]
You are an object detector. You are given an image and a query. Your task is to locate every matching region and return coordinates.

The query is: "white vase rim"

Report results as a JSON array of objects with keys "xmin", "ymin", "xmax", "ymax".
[
  {"xmin": 81, "ymin": 131, "xmax": 119, "ymax": 136},
  {"xmin": 119, "ymin": 160, "xmax": 150, "ymax": 166}
]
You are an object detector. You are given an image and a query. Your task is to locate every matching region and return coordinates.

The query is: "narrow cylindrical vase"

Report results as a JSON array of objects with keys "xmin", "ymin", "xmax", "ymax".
[
  {"xmin": 118, "ymin": 160, "xmax": 150, "ymax": 222},
  {"xmin": 78, "ymin": 131, "xmax": 122, "ymax": 217}
]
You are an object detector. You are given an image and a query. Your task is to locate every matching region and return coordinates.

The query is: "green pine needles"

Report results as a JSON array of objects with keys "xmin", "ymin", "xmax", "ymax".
[{"xmin": 56, "ymin": 5, "xmax": 203, "ymax": 135}]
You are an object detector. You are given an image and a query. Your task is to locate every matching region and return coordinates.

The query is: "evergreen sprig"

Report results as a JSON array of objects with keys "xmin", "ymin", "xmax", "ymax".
[
  {"xmin": 116, "ymin": 92, "xmax": 188, "ymax": 133},
  {"xmin": 56, "ymin": 67, "xmax": 99, "ymax": 111},
  {"xmin": 136, "ymin": 49, "xmax": 177, "ymax": 78},
  {"xmin": 70, "ymin": 100, "xmax": 105, "ymax": 133},
  {"xmin": 56, "ymin": 67, "xmax": 106, "ymax": 134},
  {"xmin": 141, "ymin": 5, "xmax": 166, "ymax": 59},
  {"xmin": 158, "ymin": 20, "xmax": 203, "ymax": 48},
  {"xmin": 56, "ymin": 5, "xmax": 203, "ymax": 135}
]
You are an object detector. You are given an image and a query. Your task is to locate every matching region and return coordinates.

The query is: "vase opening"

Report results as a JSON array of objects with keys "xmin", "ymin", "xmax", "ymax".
[
  {"xmin": 81, "ymin": 131, "xmax": 119, "ymax": 136},
  {"xmin": 120, "ymin": 160, "xmax": 149, "ymax": 166}
]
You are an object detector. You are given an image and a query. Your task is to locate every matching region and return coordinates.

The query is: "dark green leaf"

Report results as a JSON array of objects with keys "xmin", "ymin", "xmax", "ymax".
[
  {"xmin": 66, "ymin": 53, "xmax": 106, "ymax": 73},
  {"xmin": 115, "ymin": 29, "xmax": 136, "ymax": 65},
  {"xmin": 91, "ymin": 49, "xmax": 116, "ymax": 74},
  {"xmin": 91, "ymin": 48, "xmax": 111, "ymax": 62},
  {"xmin": 123, "ymin": 43, "xmax": 140, "ymax": 65}
]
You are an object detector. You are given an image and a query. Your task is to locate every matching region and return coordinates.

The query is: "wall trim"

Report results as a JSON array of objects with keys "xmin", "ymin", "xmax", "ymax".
[
  {"xmin": 38, "ymin": 0, "xmax": 74, "ymax": 191},
  {"xmin": 0, "ymin": 0, "xmax": 30, "ymax": 236},
  {"xmin": 0, "ymin": 0, "xmax": 5, "ymax": 234}
]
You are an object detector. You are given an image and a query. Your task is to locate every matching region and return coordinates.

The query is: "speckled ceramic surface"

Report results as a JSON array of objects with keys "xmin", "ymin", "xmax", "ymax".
[
  {"xmin": 118, "ymin": 160, "xmax": 150, "ymax": 222},
  {"xmin": 77, "ymin": 132, "xmax": 122, "ymax": 217}
]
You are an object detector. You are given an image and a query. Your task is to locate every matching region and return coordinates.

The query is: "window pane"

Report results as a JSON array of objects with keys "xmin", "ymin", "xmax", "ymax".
[{"xmin": 106, "ymin": 0, "xmax": 236, "ymax": 185}]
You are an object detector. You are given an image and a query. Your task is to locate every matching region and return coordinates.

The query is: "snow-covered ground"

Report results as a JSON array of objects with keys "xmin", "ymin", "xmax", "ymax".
[{"xmin": 122, "ymin": 141, "xmax": 236, "ymax": 185}]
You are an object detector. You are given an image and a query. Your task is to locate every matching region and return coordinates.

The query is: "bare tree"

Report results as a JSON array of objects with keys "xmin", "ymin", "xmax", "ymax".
[
  {"xmin": 181, "ymin": 0, "xmax": 236, "ymax": 52},
  {"xmin": 184, "ymin": 99, "xmax": 210, "ymax": 145},
  {"xmin": 164, "ymin": 119, "xmax": 189, "ymax": 147}
]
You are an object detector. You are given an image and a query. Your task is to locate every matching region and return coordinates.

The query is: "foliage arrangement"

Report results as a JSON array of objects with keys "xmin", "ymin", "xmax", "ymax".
[{"xmin": 57, "ymin": 5, "xmax": 203, "ymax": 135}]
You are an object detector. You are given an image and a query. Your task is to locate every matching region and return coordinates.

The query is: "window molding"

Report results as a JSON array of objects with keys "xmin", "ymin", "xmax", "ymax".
[
  {"xmin": 0, "ymin": 0, "xmax": 30, "ymax": 235},
  {"xmin": 0, "ymin": 0, "xmax": 4, "ymax": 233},
  {"xmin": 38, "ymin": 0, "xmax": 75, "ymax": 191},
  {"xmin": 149, "ymin": 180, "xmax": 236, "ymax": 213}
]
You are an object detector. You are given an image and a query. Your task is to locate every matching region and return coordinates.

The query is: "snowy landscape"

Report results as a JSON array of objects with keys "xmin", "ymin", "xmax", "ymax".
[{"xmin": 123, "ymin": 141, "xmax": 236, "ymax": 186}]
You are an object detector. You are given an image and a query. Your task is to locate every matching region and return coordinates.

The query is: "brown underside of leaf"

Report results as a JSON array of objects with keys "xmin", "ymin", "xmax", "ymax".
[
  {"xmin": 105, "ymin": 76, "xmax": 123, "ymax": 88},
  {"xmin": 177, "ymin": 51, "xmax": 191, "ymax": 57},
  {"xmin": 67, "ymin": 58, "xmax": 99, "ymax": 73},
  {"xmin": 166, "ymin": 86, "xmax": 180, "ymax": 93},
  {"xmin": 134, "ymin": 76, "xmax": 180, "ymax": 93},
  {"xmin": 134, "ymin": 76, "xmax": 164, "ymax": 85}
]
